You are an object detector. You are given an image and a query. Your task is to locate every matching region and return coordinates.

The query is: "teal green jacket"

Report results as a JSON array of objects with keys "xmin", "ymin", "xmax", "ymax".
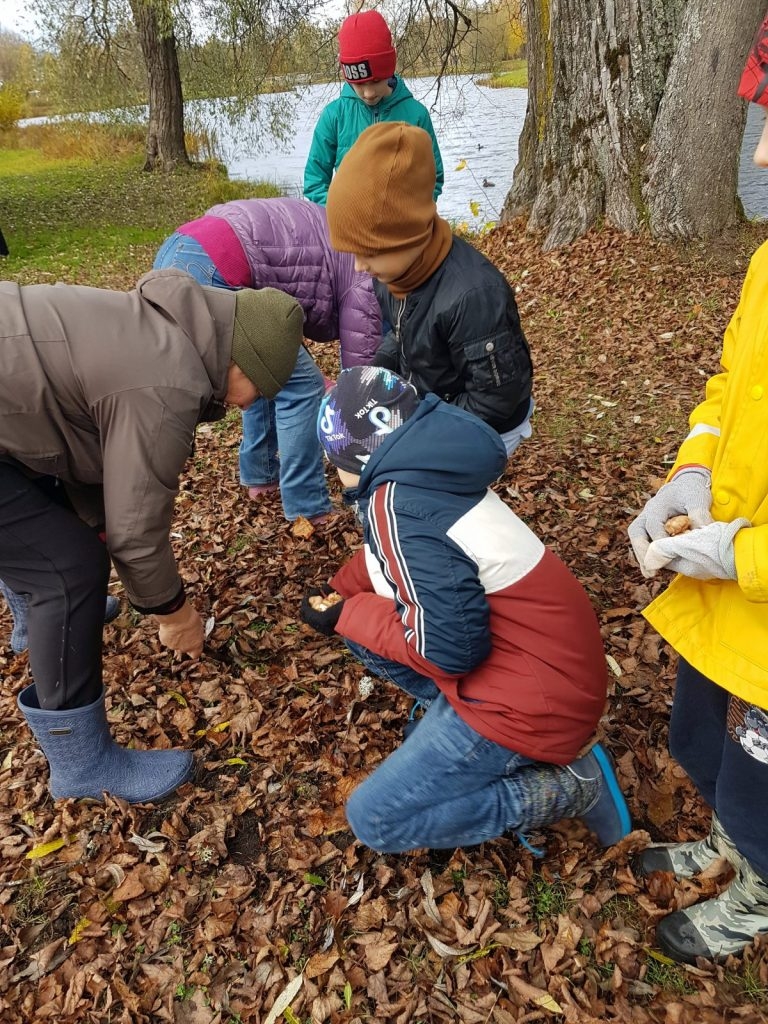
[{"xmin": 303, "ymin": 78, "xmax": 444, "ymax": 205}]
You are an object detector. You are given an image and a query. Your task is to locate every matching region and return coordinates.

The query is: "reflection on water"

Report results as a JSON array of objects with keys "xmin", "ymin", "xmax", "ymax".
[{"xmin": 199, "ymin": 74, "xmax": 768, "ymax": 224}]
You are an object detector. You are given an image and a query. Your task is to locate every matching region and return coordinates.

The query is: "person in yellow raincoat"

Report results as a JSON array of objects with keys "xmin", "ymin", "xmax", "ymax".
[{"xmin": 628, "ymin": 14, "xmax": 768, "ymax": 964}]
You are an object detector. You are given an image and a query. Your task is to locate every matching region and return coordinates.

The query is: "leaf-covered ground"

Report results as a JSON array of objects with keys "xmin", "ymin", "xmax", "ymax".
[{"xmin": 2, "ymin": 220, "xmax": 768, "ymax": 1023}]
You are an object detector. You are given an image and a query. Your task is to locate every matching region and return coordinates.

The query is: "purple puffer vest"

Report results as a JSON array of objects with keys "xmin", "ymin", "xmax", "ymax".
[{"xmin": 205, "ymin": 197, "xmax": 381, "ymax": 368}]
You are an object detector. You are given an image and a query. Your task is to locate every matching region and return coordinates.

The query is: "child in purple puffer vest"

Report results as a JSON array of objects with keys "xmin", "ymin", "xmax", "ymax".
[{"xmin": 154, "ymin": 197, "xmax": 382, "ymax": 523}]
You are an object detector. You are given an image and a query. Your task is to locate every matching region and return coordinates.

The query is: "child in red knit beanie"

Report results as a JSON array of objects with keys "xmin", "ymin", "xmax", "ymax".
[{"xmin": 303, "ymin": 10, "xmax": 444, "ymax": 205}]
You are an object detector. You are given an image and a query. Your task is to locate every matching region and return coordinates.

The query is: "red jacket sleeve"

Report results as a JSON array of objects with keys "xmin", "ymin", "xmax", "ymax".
[
  {"xmin": 330, "ymin": 548, "xmax": 374, "ymax": 597},
  {"xmin": 335, "ymin": 592, "xmax": 460, "ymax": 685}
]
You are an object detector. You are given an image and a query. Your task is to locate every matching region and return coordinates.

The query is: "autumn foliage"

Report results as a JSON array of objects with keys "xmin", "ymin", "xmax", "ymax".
[{"xmin": 1, "ymin": 221, "xmax": 767, "ymax": 1022}]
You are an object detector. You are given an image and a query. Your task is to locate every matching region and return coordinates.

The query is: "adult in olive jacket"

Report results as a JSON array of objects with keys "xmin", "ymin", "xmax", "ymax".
[{"xmin": 0, "ymin": 268, "xmax": 303, "ymax": 804}]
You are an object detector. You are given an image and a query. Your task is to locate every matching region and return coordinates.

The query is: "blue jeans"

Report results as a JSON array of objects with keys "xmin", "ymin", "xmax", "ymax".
[
  {"xmin": 240, "ymin": 346, "xmax": 332, "ymax": 520},
  {"xmin": 153, "ymin": 232, "xmax": 231, "ymax": 287},
  {"xmin": 343, "ymin": 641, "xmax": 539, "ymax": 852},
  {"xmin": 499, "ymin": 398, "xmax": 535, "ymax": 457},
  {"xmin": 670, "ymin": 658, "xmax": 768, "ymax": 877},
  {"xmin": 154, "ymin": 234, "xmax": 331, "ymax": 521}
]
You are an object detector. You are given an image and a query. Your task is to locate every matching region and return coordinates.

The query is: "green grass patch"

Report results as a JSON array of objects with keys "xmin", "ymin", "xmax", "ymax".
[
  {"xmin": 0, "ymin": 148, "xmax": 85, "ymax": 175},
  {"xmin": 598, "ymin": 894, "xmax": 644, "ymax": 929},
  {"xmin": 726, "ymin": 960, "xmax": 768, "ymax": 1004},
  {"xmin": 644, "ymin": 956, "xmax": 697, "ymax": 996},
  {"xmin": 1, "ymin": 124, "xmax": 281, "ymax": 288},
  {"xmin": 476, "ymin": 60, "xmax": 528, "ymax": 89}
]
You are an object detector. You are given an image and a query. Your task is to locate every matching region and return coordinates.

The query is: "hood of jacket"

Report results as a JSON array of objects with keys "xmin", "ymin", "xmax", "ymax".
[{"xmin": 357, "ymin": 394, "xmax": 507, "ymax": 504}]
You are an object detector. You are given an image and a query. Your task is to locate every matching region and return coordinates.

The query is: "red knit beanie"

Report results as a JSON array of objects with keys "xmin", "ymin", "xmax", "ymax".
[{"xmin": 338, "ymin": 11, "xmax": 396, "ymax": 84}]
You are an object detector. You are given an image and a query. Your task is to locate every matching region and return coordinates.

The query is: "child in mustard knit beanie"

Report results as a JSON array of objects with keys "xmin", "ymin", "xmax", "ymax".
[{"xmin": 326, "ymin": 122, "xmax": 533, "ymax": 456}]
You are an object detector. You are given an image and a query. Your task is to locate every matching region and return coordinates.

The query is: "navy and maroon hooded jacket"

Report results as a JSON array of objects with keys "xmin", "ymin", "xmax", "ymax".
[{"xmin": 330, "ymin": 395, "xmax": 607, "ymax": 764}]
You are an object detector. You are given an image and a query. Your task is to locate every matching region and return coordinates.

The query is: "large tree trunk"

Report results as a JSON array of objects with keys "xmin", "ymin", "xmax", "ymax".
[
  {"xmin": 128, "ymin": 0, "xmax": 189, "ymax": 171},
  {"xmin": 502, "ymin": 0, "xmax": 765, "ymax": 249}
]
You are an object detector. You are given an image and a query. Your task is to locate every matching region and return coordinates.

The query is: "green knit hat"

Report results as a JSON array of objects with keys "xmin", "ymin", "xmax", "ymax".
[{"xmin": 231, "ymin": 288, "xmax": 304, "ymax": 399}]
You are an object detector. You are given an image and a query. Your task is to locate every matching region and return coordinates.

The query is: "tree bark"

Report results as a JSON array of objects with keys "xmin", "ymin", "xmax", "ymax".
[
  {"xmin": 502, "ymin": 0, "xmax": 766, "ymax": 248},
  {"xmin": 128, "ymin": 0, "xmax": 189, "ymax": 171}
]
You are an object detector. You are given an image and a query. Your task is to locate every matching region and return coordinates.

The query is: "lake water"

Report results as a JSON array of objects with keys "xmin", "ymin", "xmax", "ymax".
[
  {"xmin": 194, "ymin": 75, "xmax": 768, "ymax": 224},
  {"xmin": 198, "ymin": 77, "xmax": 528, "ymax": 224}
]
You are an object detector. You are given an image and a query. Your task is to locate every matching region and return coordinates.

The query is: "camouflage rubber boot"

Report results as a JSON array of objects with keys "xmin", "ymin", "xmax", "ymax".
[
  {"xmin": 638, "ymin": 814, "xmax": 738, "ymax": 879},
  {"xmin": 656, "ymin": 852, "xmax": 768, "ymax": 964}
]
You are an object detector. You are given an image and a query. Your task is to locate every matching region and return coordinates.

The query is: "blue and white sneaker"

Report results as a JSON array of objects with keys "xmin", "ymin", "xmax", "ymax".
[{"xmin": 568, "ymin": 743, "xmax": 632, "ymax": 847}]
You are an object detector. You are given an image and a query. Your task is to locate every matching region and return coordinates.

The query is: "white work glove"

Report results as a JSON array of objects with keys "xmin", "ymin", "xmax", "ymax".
[
  {"xmin": 156, "ymin": 600, "xmax": 205, "ymax": 658},
  {"xmin": 644, "ymin": 518, "xmax": 750, "ymax": 580},
  {"xmin": 628, "ymin": 468, "xmax": 713, "ymax": 576}
]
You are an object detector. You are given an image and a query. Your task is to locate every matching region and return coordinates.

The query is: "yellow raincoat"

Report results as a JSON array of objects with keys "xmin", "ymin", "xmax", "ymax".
[{"xmin": 645, "ymin": 239, "xmax": 768, "ymax": 709}]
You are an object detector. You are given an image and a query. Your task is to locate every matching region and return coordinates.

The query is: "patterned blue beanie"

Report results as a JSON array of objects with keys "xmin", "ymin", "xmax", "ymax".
[{"xmin": 317, "ymin": 366, "xmax": 420, "ymax": 473}]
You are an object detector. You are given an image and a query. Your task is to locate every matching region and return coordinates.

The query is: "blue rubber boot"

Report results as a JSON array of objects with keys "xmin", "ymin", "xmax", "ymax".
[
  {"xmin": 17, "ymin": 684, "xmax": 193, "ymax": 803},
  {"xmin": 1, "ymin": 579, "xmax": 121, "ymax": 655},
  {"xmin": 568, "ymin": 743, "xmax": 632, "ymax": 847}
]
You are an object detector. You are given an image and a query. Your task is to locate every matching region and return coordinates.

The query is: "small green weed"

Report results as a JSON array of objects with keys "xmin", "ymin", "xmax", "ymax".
[
  {"xmin": 577, "ymin": 938, "xmax": 615, "ymax": 979},
  {"xmin": 644, "ymin": 956, "xmax": 697, "ymax": 995},
  {"xmin": 727, "ymin": 960, "xmax": 768, "ymax": 1003},
  {"xmin": 599, "ymin": 894, "xmax": 643, "ymax": 928},
  {"xmin": 13, "ymin": 875, "xmax": 51, "ymax": 925},
  {"xmin": 491, "ymin": 875, "xmax": 510, "ymax": 908},
  {"xmin": 248, "ymin": 619, "xmax": 271, "ymax": 635},
  {"xmin": 526, "ymin": 875, "xmax": 570, "ymax": 920},
  {"xmin": 401, "ymin": 944, "xmax": 428, "ymax": 976},
  {"xmin": 451, "ymin": 867, "xmax": 468, "ymax": 889},
  {"xmin": 227, "ymin": 535, "xmax": 250, "ymax": 555}
]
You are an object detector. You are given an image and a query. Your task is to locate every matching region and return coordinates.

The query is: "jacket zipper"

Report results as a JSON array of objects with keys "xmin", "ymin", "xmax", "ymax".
[
  {"xmin": 394, "ymin": 298, "xmax": 413, "ymax": 382},
  {"xmin": 394, "ymin": 298, "xmax": 406, "ymax": 342}
]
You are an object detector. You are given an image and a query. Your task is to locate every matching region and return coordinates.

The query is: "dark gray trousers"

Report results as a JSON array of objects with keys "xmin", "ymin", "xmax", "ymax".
[{"xmin": 0, "ymin": 462, "xmax": 109, "ymax": 710}]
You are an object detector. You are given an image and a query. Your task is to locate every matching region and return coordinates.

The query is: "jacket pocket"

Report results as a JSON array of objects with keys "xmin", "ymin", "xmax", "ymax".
[
  {"xmin": 463, "ymin": 333, "xmax": 530, "ymax": 390},
  {"xmin": 8, "ymin": 452, "xmax": 69, "ymax": 478}
]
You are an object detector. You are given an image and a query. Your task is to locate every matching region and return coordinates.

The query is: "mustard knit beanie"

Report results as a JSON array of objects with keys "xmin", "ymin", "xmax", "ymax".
[
  {"xmin": 230, "ymin": 288, "xmax": 304, "ymax": 399},
  {"xmin": 326, "ymin": 122, "xmax": 437, "ymax": 256}
]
